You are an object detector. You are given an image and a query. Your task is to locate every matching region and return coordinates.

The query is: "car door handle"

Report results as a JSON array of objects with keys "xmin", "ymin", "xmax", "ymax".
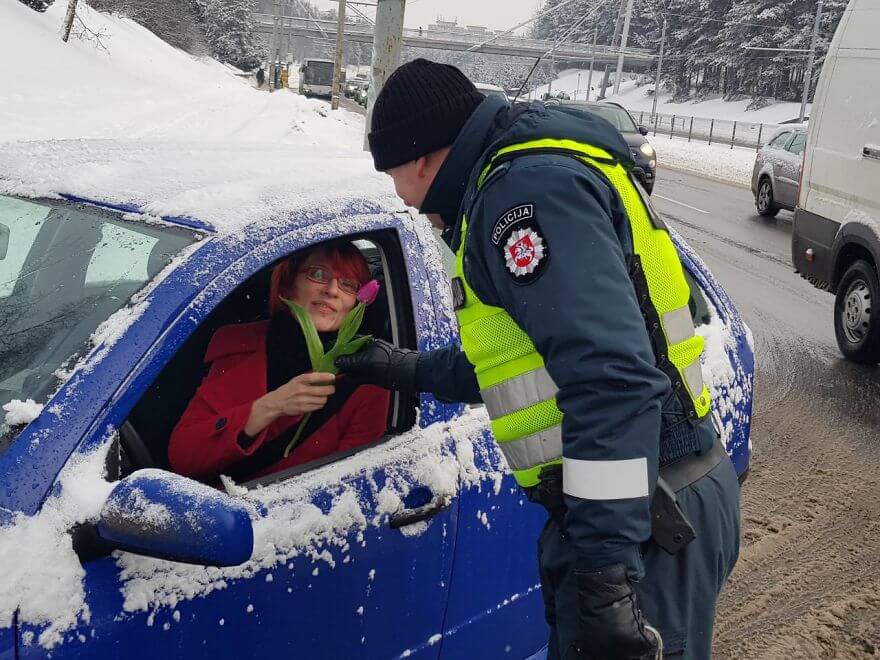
[
  {"xmin": 389, "ymin": 496, "xmax": 452, "ymax": 529},
  {"xmin": 863, "ymin": 144, "xmax": 880, "ymax": 161}
]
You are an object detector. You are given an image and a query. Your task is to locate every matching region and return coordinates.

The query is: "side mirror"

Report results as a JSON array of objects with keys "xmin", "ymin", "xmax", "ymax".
[
  {"xmin": 0, "ymin": 223, "xmax": 9, "ymax": 260},
  {"xmin": 639, "ymin": 125, "xmax": 649, "ymax": 136},
  {"xmin": 93, "ymin": 469, "xmax": 253, "ymax": 566}
]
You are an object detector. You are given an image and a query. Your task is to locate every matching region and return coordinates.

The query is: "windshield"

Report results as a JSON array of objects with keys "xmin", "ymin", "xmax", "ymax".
[
  {"xmin": 0, "ymin": 195, "xmax": 195, "ymax": 450},
  {"xmin": 303, "ymin": 61, "xmax": 334, "ymax": 86},
  {"xmin": 585, "ymin": 104, "xmax": 639, "ymax": 133}
]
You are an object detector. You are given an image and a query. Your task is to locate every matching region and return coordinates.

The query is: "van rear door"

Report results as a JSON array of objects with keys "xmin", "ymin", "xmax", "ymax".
[{"xmin": 801, "ymin": 0, "xmax": 880, "ymax": 226}]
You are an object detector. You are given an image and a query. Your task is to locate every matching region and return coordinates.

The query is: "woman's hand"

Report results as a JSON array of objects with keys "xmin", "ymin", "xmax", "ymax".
[{"xmin": 245, "ymin": 372, "xmax": 336, "ymax": 437}]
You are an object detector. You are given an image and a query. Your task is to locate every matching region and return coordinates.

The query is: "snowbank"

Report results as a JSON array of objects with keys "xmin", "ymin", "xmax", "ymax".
[
  {"xmin": 536, "ymin": 71, "xmax": 810, "ymax": 124},
  {"xmin": 0, "ymin": 1, "xmax": 359, "ymax": 147},
  {"xmin": 650, "ymin": 135, "xmax": 756, "ymax": 187}
]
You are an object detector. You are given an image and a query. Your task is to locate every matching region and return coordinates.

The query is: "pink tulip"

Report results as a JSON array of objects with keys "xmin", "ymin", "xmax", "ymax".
[{"xmin": 357, "ymin": 279, "xmax": 380, "ymax": 305}]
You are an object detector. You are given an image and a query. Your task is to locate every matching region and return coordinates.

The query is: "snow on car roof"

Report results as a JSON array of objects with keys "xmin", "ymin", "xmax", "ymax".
[
  {"xmin": 0, "ymin": 139, "xmax": 401, "ymax": 234},
  {"xmin": 0, "ymin": 1, "xmax": 401, "ymax": 233}
]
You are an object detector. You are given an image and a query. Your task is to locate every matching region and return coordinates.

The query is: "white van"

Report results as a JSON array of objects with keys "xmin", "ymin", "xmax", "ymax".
[{"xmin": 792, "ymin": 0, "xmax": 880, "ymax": 362}]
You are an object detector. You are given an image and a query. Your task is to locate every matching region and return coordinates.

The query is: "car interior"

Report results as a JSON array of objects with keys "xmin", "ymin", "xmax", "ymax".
[{"xmin": 112, "ymin": 232, "xmax": 418, "ymax": 484}]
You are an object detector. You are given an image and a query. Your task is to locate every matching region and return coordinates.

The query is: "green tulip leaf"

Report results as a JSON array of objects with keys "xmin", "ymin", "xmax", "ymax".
[{"xmin": 281, "ymin": 297, "xmax": 324, "ymax": 369}]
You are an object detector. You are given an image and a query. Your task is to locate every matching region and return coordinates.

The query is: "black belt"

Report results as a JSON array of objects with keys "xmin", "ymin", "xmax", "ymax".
[
  {"xmin": 651, "ymin": 439, "xmax": 727, "ymax": 554},
  {"xmin": 527, "ymin": 440, "xmax": 728, "ymax": 555},
  {"xmin": 660, "ymin": 437, "xmax": 727, "ymax": 493}
]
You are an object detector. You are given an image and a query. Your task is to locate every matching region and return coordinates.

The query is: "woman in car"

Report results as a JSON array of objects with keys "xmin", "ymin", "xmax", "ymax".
[{"xmin": 169, "ymin": 241, "xmax": 391, "ymax": 483}]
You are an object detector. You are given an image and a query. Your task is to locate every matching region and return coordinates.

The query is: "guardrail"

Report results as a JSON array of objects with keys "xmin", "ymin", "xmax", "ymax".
[{"xmin": 629, "ymin": 110, "xmax": 797, "ymax": 151}]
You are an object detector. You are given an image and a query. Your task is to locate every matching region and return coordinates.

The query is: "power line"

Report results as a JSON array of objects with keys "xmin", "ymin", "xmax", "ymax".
[{"xmin": 658, "ymin": 10, "xmax": 790, "ymax": 32}]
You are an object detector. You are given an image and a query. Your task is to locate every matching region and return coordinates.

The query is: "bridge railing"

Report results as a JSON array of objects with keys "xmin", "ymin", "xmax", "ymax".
[{"xmin": 253, "ymin": 14, "xmax": 652, "ymax": 59}]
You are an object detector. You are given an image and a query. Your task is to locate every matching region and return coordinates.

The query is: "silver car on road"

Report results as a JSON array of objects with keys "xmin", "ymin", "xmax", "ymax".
[{"xmin": 751, "ymin": 127, "xmax": 807, "ymax": 217}]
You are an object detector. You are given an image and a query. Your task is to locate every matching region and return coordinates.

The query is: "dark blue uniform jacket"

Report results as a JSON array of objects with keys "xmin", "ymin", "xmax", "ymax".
[{"xmin": 415, "ymin": 95, "xmax": 714, "ymax": 576}]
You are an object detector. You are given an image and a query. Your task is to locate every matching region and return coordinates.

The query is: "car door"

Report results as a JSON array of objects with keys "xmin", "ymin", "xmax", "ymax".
[
  {"xmin": 12, "ymin": 213, "xmax": 461, "ymax": 659},
  {"xmin": 778, "ymin": 132, "xmax": 806, "ymax": 208},
  {"xmin": 422, "ymin": 230, "xmax": 550, "ymax": 659}
]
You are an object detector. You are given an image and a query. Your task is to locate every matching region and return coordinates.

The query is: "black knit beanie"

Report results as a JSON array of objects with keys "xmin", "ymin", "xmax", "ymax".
[{"xmin": 368, "ymin": 59, "xmax": 485, "ymax": 171}]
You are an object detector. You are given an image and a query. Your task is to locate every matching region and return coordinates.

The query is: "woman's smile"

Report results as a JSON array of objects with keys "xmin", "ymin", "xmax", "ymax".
[{"xmin": 312, "ymin": 300, "xmax": 337, "ymax": 314}]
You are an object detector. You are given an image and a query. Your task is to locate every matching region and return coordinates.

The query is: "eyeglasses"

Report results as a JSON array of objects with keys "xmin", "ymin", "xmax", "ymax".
[{"xmin": 299, "ymin": 265, "xmax": 361, "ymax": 296}]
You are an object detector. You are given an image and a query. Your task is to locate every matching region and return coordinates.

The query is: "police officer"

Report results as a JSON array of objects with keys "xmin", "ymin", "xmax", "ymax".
[{"xmin": 337, "ymin": 59, "xmax": 741, "ymax": 659}]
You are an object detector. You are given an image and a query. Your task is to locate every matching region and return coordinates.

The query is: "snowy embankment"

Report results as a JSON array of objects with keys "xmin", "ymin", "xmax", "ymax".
[
  {"xmin": 536, "ymin": 71, "xmax": 810, "ymax": 124},
  {"xmin": 650, "ymin": 136, "xmax": 756, "ymax": 188},
  {"xmin": 0, "ymin": 0, "xmax": 363, "ymax": 148}
]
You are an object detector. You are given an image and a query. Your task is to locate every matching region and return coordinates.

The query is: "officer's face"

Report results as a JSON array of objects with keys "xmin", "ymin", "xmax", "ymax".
[
  {"xmin": 385, "ymin": 147, "xmax": 450, "ymax": 213},
  {"xmin": 386, "ymin": 159, "xmax": 430, "ymax": 210}
]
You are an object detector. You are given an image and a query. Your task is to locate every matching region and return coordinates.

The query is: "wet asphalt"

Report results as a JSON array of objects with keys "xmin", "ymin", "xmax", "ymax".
[{"xmin": 654, "ymin": 167, "xmax": 880, "ymax": 656}]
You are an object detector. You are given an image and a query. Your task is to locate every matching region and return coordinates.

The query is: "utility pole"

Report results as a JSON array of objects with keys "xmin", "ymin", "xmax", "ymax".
[
  {"xmin": 547, "ymin": 49, "xmax": 556, "ymax": 97},
  {"xmin": 599, "ymin": 0, "xmax": 627, "ymax": 99},
  {"xmin": 331, "ymin": 0, "xmax": 347, "ymax": 110},
  {"xmin": 651, "ymin": 17, "xmax": 667, "ymax": 120},
  {"xmin": 268, "ymin": 0, "xmax": 281, "ymax": 91},
  {"xmin": 586, "ymin": 25, "xmax": 597, "ymax": 101},
  {"xmin": 800, "ymin": 0, "xmax": 823, "ymax": 123},
  {"xmin": 365, "ymin": 0, "xmax": 406, "ymax": 149},
  {"xmin": 613, "ymin": 0, "xmax": 635, "ymax": 95}
]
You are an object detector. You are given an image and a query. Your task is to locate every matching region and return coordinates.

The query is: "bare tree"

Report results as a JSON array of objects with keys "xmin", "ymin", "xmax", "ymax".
[{"xmin": 61, "ymin": 0, "xmax": 77, "ymax": 41}]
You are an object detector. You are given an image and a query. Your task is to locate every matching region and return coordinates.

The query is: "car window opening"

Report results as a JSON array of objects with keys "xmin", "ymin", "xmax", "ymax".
[{"xmin": 112, "ymin": 232, "xmax": 418, "ymax": 487}]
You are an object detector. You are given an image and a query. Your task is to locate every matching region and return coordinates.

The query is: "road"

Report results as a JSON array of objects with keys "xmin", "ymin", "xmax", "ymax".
[{"xmin": 654, "ymin": 168, "xmax": 880, "ymax": 658}]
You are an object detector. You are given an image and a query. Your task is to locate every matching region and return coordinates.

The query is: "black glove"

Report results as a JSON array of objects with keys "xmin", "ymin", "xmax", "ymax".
[
  {"xmin": 334, "ymin": 339, "xmax": 420, "ymax": 392},
  {"xmin": 572, "ymin": 563, "xmax": 661, "ymax": 660}
]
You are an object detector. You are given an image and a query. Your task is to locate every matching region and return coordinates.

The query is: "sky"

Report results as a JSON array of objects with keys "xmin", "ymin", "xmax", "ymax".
[{"xmin": 313, "ymin": 0, "xmax": 542, "ymax": 33}]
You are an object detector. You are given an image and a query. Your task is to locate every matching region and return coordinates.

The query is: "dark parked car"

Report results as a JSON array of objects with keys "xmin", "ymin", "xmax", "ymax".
[
  {"xmin": 555, "ymin": 100, "xmax": 657, "ymax": 193},
  {"xmin": 751, "ymin": 127, "xmax": 807, "ymax": 217}
]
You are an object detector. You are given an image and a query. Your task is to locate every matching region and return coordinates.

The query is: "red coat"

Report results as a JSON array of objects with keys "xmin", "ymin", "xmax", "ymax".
[{"xmin": 168, "ymin": 320, "xmax": 390, "ymax": 482}]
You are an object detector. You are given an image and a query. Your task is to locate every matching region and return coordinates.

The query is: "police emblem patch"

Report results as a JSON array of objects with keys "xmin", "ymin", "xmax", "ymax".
[
  {"xmin": 492, "ymin": 203, "xmax": 550, "ymax": 285},
  {"xmin": 504, "ymin": 228, "xmax": 545, "ymax": 276}
]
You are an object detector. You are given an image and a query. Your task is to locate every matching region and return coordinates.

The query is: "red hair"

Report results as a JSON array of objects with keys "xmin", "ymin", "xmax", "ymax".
[{"xmin": 269, "ymin": 241, "xmax": 371, "ymax": 317}]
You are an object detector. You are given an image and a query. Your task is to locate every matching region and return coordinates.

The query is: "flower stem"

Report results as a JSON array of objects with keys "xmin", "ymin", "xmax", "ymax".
[{"xmin": 283, "ymin": 413, "xmax": 311, "ymax": 458}]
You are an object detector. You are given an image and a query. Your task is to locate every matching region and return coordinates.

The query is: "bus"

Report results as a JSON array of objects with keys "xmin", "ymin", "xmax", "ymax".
[{"xmin": 299, "ymin": 59, "xmax": 336, "ymax": 98}]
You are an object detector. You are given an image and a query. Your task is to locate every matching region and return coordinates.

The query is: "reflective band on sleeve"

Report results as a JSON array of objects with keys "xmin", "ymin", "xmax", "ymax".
[
  {"xmin": 497, "ymin": 425, "xmax": 563, "ymax": 471},
  {"xmin": 562, "ymin": 456, "xmax": 650, "ymax": 500},
  {"xmin": 481, "ymin": 367, "xmax": 558, "ymax": 419},
  {"xmin": 661, "ymin": 306, "xmax": 695, "ymax": 345},
  {"xmin": 683, "ymin": 361, "xmax": 705, "ymax": 398}
]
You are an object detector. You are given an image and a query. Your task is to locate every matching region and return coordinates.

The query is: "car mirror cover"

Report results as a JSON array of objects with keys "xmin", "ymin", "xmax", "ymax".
[{"xmin": 96, "ymin": 469, "xmax": 254, "ymax": 567}]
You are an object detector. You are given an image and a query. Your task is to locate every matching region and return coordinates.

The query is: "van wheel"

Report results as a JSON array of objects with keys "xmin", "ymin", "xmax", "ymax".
[
  {"xmin": 755, "ymin": 178, "xmax": 779, "ymax": 217},
  {"xmin": 835, "ymin": 260, "xmax": 880, "ymax": 363}
]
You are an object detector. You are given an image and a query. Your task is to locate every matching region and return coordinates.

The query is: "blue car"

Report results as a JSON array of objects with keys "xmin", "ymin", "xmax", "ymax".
[{"xmin": 0, "ymin": 148, "xmax": 753, "ymax": 659}]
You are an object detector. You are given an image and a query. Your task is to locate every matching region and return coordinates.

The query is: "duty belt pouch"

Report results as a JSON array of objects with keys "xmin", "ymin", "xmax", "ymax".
[{"xmin": 650, "ymin": 476, "xmax": 696, "ymax": 555}]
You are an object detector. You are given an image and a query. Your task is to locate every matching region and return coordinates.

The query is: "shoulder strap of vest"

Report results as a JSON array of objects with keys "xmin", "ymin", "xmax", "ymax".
[{"xmin": 477, "ymin": 140, "xmax": 668, "ymax": 233}]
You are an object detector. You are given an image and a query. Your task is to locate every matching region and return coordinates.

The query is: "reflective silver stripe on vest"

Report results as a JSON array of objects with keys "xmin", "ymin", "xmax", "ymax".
[
  {"xmin": 481, "ymin": 367, "xmax": 558, "ymax": 419},
  {"xmin": 497, "ymin": 425, "xmax": 562, "ymax": 471},
  {"xmin": 562, "ymin": 456, "xmax": 650, "ymax": 500},
  {"xmin": 661, "ymin": 306, "xmax": 694, "ymax": 345},
  {"xmin": 683, "ymin": 361, "xmax": 705, "ymax": 397}
]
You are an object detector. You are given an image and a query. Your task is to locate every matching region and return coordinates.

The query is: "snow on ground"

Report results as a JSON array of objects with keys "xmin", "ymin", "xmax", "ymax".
[
  {"xmin": 650, "ymin": 135, "xmax": 756, "ymax": 188},
  {"xmin": 0, "ymin": 1, "xmax": 360, "ymax": 147},
  {"xmin": 535, "ymin": 70, "xmax": 810, "ymax": 124}
]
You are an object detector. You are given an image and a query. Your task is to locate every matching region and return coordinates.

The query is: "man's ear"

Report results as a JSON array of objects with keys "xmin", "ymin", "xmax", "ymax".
[{"xmin": 415, "ymin": 155, "xmax": 429, "ymax": 180}]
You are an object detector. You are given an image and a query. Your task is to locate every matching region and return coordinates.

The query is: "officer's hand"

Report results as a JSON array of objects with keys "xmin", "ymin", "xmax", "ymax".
[
  {"xmin": 572, "ymin": 563, "xmax": 662, "ymax": 660},
  {"xmin": 334, "ymin": 338, "xmax": 420, "ymax": 392}
]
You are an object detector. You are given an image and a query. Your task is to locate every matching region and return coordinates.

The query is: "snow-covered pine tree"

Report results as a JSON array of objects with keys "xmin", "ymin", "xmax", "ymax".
[
  {"xmin": 195, "ymin": 0, "xmax": 261, "ymax": 70},
  {"xmin": 18, "ymin": 0, "xmax": 54, "ymax": 11}
]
